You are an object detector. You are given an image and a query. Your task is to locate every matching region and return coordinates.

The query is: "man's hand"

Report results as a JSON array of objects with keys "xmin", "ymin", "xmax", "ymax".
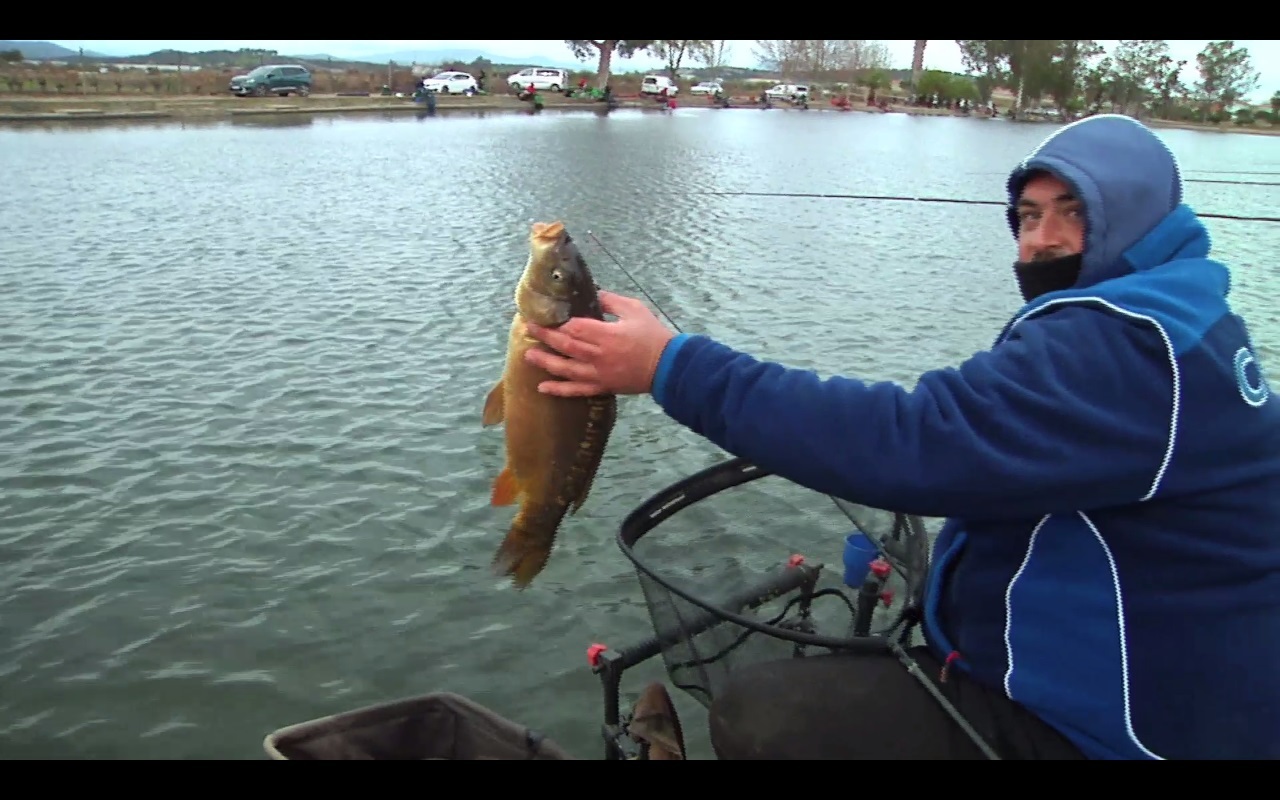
[{"xmin": 524, "ymin": 290, "xmax": 676, "ymax": 397}]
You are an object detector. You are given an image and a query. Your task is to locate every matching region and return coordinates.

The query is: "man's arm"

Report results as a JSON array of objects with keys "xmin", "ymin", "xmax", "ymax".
[{"xmin": 650, "ymin": 306, "xmax": 1175, "ymax": 520}]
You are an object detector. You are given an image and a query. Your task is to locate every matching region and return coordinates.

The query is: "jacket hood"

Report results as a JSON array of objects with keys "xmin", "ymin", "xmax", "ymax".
[{"xmin": 1005, "ymin": 114, "xmax": 1191, "ymax": 289}]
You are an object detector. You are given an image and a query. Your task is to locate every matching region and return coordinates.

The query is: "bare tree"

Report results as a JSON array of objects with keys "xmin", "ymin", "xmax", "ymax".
[
  {"xmin": 648, "ymin": 40, "xmax": 711, "ymax": 82},
  {"xmin": 698, "ymin": 40, "xmax": 730, "ymax": 71},
  {"xmin": 863, "ymin": 41, "xmax": 892, "ymax": 71},
  {"xmin": 753, "ymin": 40, "xmax": 806, "ymax": 80}
]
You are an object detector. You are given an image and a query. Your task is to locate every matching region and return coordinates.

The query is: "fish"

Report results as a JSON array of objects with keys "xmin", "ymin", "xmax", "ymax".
[
  {"xmin": 628, "ymin": 681, "xmax": 686, "ymax": 760},
  {"xmin": 481, "ymin": 221, "xmax": 617, "ymax": 588}
]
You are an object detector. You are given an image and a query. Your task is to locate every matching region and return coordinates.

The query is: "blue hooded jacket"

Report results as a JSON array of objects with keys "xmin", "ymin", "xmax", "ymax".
[{"xmin": 649, "ymin": 114, "xmax": 1280, "ymax": 760}]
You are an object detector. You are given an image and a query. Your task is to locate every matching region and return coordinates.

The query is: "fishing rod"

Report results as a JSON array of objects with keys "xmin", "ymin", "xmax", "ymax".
[
  {"xmin": 965, "ymin": 169, "xmax": 1279, "ymax": 186},
  {"xmin": 583, "ymin": 229, "xmax": 1005, "ymax": 760},
  {"xmin": 651, "ymin": 191, "xmax": 1279, "ymax": 224},
  {"xmin": 1184, "ymin": 179, "xmax": 1278, "ymax": 187},
  {"xmin": 1185, "ymin": 170, "xmax": 1280, "ymax": 177}
]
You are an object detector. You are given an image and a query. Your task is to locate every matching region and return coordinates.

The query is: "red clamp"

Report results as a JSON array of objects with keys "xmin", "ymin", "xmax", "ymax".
[
  {"xmin": 587, "ymin": 643, "xmax": 608, "ymax": 667},
  {"xmin": 870, "ymin": 558, "xmax": 891, "ymax": 579},
  {"xmin": 880, "ymin": 589, "xmax": 894, "ymax": 607},
  {"xmin": 787, "ymin": 554, "xmax": 805, "ymax": 567}
]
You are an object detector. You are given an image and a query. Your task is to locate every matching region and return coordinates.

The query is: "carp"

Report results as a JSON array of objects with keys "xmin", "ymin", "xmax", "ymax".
[{"xmin": 481, "ymin": 221, "xmax": 617, "ymax": 588}]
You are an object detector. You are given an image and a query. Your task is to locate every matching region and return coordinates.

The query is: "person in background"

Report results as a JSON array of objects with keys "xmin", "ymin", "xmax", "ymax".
[{"xmin": 519, "ymin": 115, "xmax": 1280, "ymax": 760}]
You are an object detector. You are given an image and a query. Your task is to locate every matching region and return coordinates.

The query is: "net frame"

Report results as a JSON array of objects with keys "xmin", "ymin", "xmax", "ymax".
[{"xmin": 615, "ymin": 456, "xmax": 931, "ymax": 709}]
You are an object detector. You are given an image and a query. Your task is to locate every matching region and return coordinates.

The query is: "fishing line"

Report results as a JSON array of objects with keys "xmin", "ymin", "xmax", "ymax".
[
  {"xmin": 968, "ymin": 169, "xmax": 1279, "ymax": 185},
  {"xmin": 584, "ymin": 230, "xmax": 685, "ymax": 334},
  {"xmin": 1184, "ymin": 170, "xmax": 1280, "ymax": 177},
  {"xmin": 651, "ymin": 191, "xmax": 1280, "ymax": 224},
  {"xmin": 1184, "ymin": 179, "xmax": 1279, "ymax": 187}
]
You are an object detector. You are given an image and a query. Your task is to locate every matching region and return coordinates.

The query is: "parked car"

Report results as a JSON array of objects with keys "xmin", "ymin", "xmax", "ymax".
[
  {"xmin": 765, "ymin": 83, "xmax": 809, "ymax": 100},
  {"xmin": 640, "ymin": 75, "xmax": 680, "ymax": 96},
  {"xmin": 229, "ymin": 65, "xmax": 312, "ymax": 97},
  {"xmin": 422, "ymin": 71, "xmax": 478, "ymax": 94},
  {"xmin": 690, "ymin": 80, "xmax": 724, "ymax": 96},
  {"xmin": 506, "ymin": 67, "xmax": 569, "ymax": 93}
]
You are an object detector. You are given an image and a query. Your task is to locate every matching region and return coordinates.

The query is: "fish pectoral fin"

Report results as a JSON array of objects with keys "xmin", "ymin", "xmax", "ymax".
[
  {"xmin": 490, "ymin": 465, "xmax": 522, "ymax": 506},
  {"xmin": 481, "ymin": 380, "xmax": 505, "ymax": 427}
]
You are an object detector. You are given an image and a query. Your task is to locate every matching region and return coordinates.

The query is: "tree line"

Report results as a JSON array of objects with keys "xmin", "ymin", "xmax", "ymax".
[
  {"xmin": 564, "ymin": 40, "xmax": 894, "ymax": 91},
  {"xmin": 565, "ymin": 40, "xmax": 1274, "ymax": 126},
  {"xmin": 956, "ymin": 40, "xmax": 1268, "ymax": 123}
]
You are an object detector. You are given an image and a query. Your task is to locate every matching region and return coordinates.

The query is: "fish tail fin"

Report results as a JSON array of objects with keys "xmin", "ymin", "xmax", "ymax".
[{"xmin": 491, "ymin": 522, "xmax": 553, "ymax": 589}]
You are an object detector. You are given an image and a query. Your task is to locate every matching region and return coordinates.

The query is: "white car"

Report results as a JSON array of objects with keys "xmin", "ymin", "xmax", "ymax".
[
  {"xmin": 640, "ymin": 75, "xmax": 679, "ymax": 96},
  {"xmin": 507, "ymin": 67, "xmax": 568, "ymax": 92},
  {"xmin": 422, "ymin": 71, "xmax": 478, "ymax": 94},
  {"xmin": 765, "ymin": 83, "xmax": 809, "ymax": 100},
  {"xmin": 690, "ymin": 81, "xmax": 723, "ymax": 96}
]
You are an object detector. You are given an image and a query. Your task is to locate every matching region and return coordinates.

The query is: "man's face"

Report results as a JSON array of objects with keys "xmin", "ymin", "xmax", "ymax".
[{"xmin": 1015, "ymin": 172, "xmax": 1086, "ymax": 263}]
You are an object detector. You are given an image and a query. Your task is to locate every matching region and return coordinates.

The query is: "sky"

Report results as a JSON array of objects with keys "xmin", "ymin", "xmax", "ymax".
[{"xmin": 51, "ymin": 40, "xmax": 1277, "ymax": 103}]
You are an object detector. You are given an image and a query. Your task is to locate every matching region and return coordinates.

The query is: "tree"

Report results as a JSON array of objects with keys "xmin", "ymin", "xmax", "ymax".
[
  {"xmin": 753, "ymin": 41, "xmax": 806, "ymax": 80},
  {"xmin": 1151, "ymin": 55, "xmax": 1188, "ymax": 120},
  {"xmin": 697, "ymin": 41, "xmax": 730, "ymax": 72},
  {"xmin": 754, "ymin": 40, "xmax": 890, "ymax": 84},
  {"xmin": 911, "ymin": 41, "xmax": 926, "ymax": 88},
  {"xmin": 1272, "ymin": 90, "xmax": 1280, "ymax": 114},
  {"xmin": 565, "ymin": 40, "xmax": 655, "ymax": 90},
  {"xmin": 1107, "ymin": 40, "xmax": 1177, "ymax": 117},
  {"xmin": 1080, "ymin": 57, "xmax": 1115, "ymax": 115},
  {"xmin": 1193, "ymin": 40, "xmax": 1261, "ymax": 120},
  {"xmin": 860, "ymin": 41, "xmax": 892, "ymax": 72},
  {"xmin": 648, "ymin": 41, "xmax": 711, "ymax": 82},
  {"xmin": 1035, "ymin": 40, "xmax": 1105, "ymax": 120},
  {"xmin": 957, "ymin": 39, "xmax": 1007, "ymax": 105},
  {"xmin": 957, "ymin": 40, "xmax": 1062, "ymax": 116}
]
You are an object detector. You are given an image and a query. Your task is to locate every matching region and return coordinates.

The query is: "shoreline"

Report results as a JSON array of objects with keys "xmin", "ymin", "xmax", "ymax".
[{"xmin": 0, "ymin": 93, "xmax": 1275, "ymax": 136}]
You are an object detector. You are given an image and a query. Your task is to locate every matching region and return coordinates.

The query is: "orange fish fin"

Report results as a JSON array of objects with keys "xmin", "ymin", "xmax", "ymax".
[
  {"xmin": 570, "ymin": 397, "xmax": 616, "ymax": 515},
  {"xmin": 481, "ymin": 379, "xmax": 504, "ymax": 427},
  {"xmin": 491, "ymin": 524, "xmax": 553, "ymax": 589},
  {"xmin": 490, "ymin": 465, "xmax": 521, "ymax": 507}
]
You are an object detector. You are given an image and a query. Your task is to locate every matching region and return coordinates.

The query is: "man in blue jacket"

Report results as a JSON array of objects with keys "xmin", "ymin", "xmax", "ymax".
[{"xmin": 522, "ymin": 115, "xmax": 1280, "ymax": 760}]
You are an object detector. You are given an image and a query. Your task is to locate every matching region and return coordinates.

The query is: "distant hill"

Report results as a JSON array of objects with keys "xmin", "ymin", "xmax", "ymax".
[
  {"xmin": 1, "ymin": 40, "xmax": 109, "ymax": 59},
  {"xmin": 352, "ymin": 48, "xmax": 581, "ymax": 70}
]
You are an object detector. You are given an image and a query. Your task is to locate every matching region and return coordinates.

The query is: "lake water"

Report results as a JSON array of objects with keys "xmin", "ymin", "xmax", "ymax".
[{"xmin": 1, "ymin": 107, "xmax": 1276, "ymax": 759}]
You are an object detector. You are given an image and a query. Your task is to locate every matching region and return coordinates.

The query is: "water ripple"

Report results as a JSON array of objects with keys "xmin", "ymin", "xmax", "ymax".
[{"xmin": 0, "ymin": 110, "xmax": 1274, "ymax": 759}]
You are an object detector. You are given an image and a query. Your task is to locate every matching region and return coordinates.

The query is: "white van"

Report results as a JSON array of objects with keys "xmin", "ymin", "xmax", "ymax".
[
  {"xmin": 507, "ymin": 67, "xmax": 569, "ymax": 92},
  {"xmin": 765, "ymin": 83, "xmax": 809, "ymax": 100},
  {"xmin": 640, "ymin": 75, "xmax": 679, "ymax": 96}
]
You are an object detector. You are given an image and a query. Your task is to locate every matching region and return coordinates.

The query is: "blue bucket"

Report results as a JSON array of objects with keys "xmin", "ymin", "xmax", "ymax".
[{"xmin": 843, "ymin": 530, "xmax": 879, "ymax": 587}]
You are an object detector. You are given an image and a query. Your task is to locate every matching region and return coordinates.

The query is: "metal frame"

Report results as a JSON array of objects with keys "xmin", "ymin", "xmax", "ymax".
[{"xmin": 585, "ymin": 456, "xmax": 921, "ymax": 760}]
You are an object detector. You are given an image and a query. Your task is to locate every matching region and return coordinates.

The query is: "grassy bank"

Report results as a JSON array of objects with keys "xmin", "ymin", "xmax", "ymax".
[
  {"xmin": 1146, "ymin": 116, "xmax": 1280, "ymax": 137},
  {"xmin": 0, "ymin": 91, "xmax": 680, "ymax": 122},
  {"xmin": 0, "ymin": 91, "xmax": 948, "ymax": 123}
]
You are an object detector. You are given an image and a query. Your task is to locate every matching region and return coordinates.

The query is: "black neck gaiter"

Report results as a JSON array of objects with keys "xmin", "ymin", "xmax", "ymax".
[{"xmin": 1013, "ymin": 253, "xmax": 1083, "ymax": 303}]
